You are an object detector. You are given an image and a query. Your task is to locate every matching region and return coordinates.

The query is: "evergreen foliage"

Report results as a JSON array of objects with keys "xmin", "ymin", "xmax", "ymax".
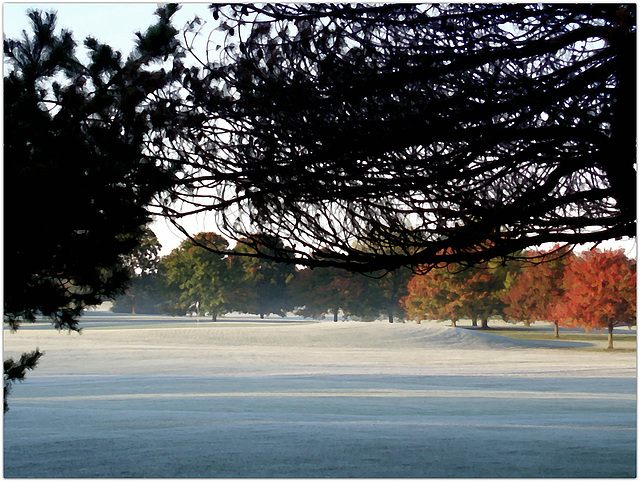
[
  {"xmin": 4, "ymin": 6, "xmax": 182, "ymax": 330},
  {"xmin": 4, "ymin": 349, "xmax": 44, "ymax": 412},
  {"xmin": 3, "ymin": 5, "xmax": 183, "ymax": 411},
  {"xmin": 160, "ymin": 4, "xmax": 635, "ymax": 272}
]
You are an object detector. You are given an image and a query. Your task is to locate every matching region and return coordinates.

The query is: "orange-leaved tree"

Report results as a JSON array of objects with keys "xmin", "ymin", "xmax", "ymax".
[
  {"xmin": 402, "ymin": 268, "xmax": 464, "ymax": 325},
  {"xmin": 402, "ymin": 260, "xmax": 510, "ymax": 328},
  {"xmin": 501, "ymin": 247, "xmax": 572, "ymax": 337},
  {"xmin": 554, "ymin": 249, "xmax": 636, "ymax": 349}
]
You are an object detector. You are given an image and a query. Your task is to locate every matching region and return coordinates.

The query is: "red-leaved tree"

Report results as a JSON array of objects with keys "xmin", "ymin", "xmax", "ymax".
[
  {"xmin": 554, "ymin": 249, "xmax": 636, "ymax": 349},
  {"xmin": 502, "ymin": 247, "xmax": 572, "ymax": 337}
]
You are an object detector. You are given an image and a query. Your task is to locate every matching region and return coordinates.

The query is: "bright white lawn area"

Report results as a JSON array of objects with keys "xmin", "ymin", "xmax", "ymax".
[{"xmin": 3, "ymin": 313, "xmax": 636, "ymax": 477}]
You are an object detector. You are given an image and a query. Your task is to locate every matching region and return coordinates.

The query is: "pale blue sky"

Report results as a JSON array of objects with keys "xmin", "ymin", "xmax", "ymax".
[{"xmin": 3, "ymin": 3, "xmax": 213, "ymax": 60}]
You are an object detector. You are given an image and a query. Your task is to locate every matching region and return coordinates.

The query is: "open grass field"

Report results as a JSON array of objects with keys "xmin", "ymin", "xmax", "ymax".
[{"xmin": 3, "ymin": 312, "xmax": 636, "ymax": 478}]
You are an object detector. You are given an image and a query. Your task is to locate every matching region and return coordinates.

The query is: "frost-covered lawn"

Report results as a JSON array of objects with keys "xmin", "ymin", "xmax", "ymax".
[{"xmin": 3, "ymin": 314, "xmax": 636, "ymax": 478}]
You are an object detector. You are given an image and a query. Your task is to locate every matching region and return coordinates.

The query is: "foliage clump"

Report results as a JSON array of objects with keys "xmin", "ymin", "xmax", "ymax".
[{"xmin": 402, "ymin": 248, "xmax": 636, "ymax": 348}]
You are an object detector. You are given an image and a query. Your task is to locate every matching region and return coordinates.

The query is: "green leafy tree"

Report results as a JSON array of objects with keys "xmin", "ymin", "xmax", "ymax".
[
  {"xmin": 293, "ymin": 267, "xmax": 364, "ymax": 322},
  {"xmin": 161, "ymin": 233, "xmax": 232, "ymax": 321},
  {"xmin": 122, "ymin": 227, "xmax": 163, "ymax": 277},
  {"xmin": 233, "ymin": 236, "xmax": 296, "ymax": 318},
  {"xmin": 154, "ymin": 260, "xmax": 189, "ymax": 316}
]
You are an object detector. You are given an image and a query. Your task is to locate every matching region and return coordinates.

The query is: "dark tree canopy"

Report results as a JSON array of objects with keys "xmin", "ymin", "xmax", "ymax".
[
  {"xmin": 156, "ymin": 3, "xmax": 636, "ymax": 272},
  {"xmin": 4, "ymin": 7, "xmax": 183, "ymax": 330}
]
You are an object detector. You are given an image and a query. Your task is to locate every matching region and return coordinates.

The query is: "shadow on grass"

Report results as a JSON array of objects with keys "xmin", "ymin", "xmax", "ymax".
[{"xmin": 457, "ymin": 325, "xmax": 636, "ymax": 351}]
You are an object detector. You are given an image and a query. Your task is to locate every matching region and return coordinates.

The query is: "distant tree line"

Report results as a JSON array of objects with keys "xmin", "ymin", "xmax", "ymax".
[
  {"xmin": 112, "ymin": 231, "xmax": 412, "ymax": 323},
  {"xmin": 403, "ymin": 247, "xmax": 636, "ymax": 349},
  {"xmin": 115, "ymin": 232, "xmax": 636, "ymax": 348}
]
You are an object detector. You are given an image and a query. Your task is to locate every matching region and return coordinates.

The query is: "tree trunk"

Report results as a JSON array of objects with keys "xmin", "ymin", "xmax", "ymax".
[
  {"xmin": 212, "ymin": 313, "xmax": 217, "ymax": 322},
  {"xmin": 333, "ymin": 309, "xmax": 338, "ymax": 322},
  {"xmin": 554, "ymin": 321, "xmax": 559, "ymax": 338},
  {"xmin": 607, "ymin": 323, "xmax": 614, "ymax": 349},
  {"xmin": 480, "ymin": 317, "xmax": 489, "ymax": 329},
  {"xmin": 388, "ymin": 311, "xmax": 394, "ymax": 323},
  {"xmin": 416, "ymin": 319, "xmax": 421, "ymax": 325},
  {"xmin": 451, "ymin": 319, "xmax": 457, "ymax": 328},
  {"xmin": 130, "ymin": 293, "xmax": 136, "ymax": 315},
  {"xmin": 260, "ymin": 312, "xmax": 264, "ymax": 319},
  {"xmin": 471, "ymin": 316, "xmax": 478, "ymax": 327},
  {"xmin": 523, "ymin": 320, "xmax": 531, "ymax": 327}
]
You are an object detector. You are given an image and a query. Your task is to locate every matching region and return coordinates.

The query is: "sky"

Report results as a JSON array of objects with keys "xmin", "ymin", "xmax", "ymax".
[
  {"xmin": 3, "ymin": 3, "xmax": 637, "ymax": 258},
  {"xmin": 3, "ymin": 3, "xmax": 212, "ymax": 56}
]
